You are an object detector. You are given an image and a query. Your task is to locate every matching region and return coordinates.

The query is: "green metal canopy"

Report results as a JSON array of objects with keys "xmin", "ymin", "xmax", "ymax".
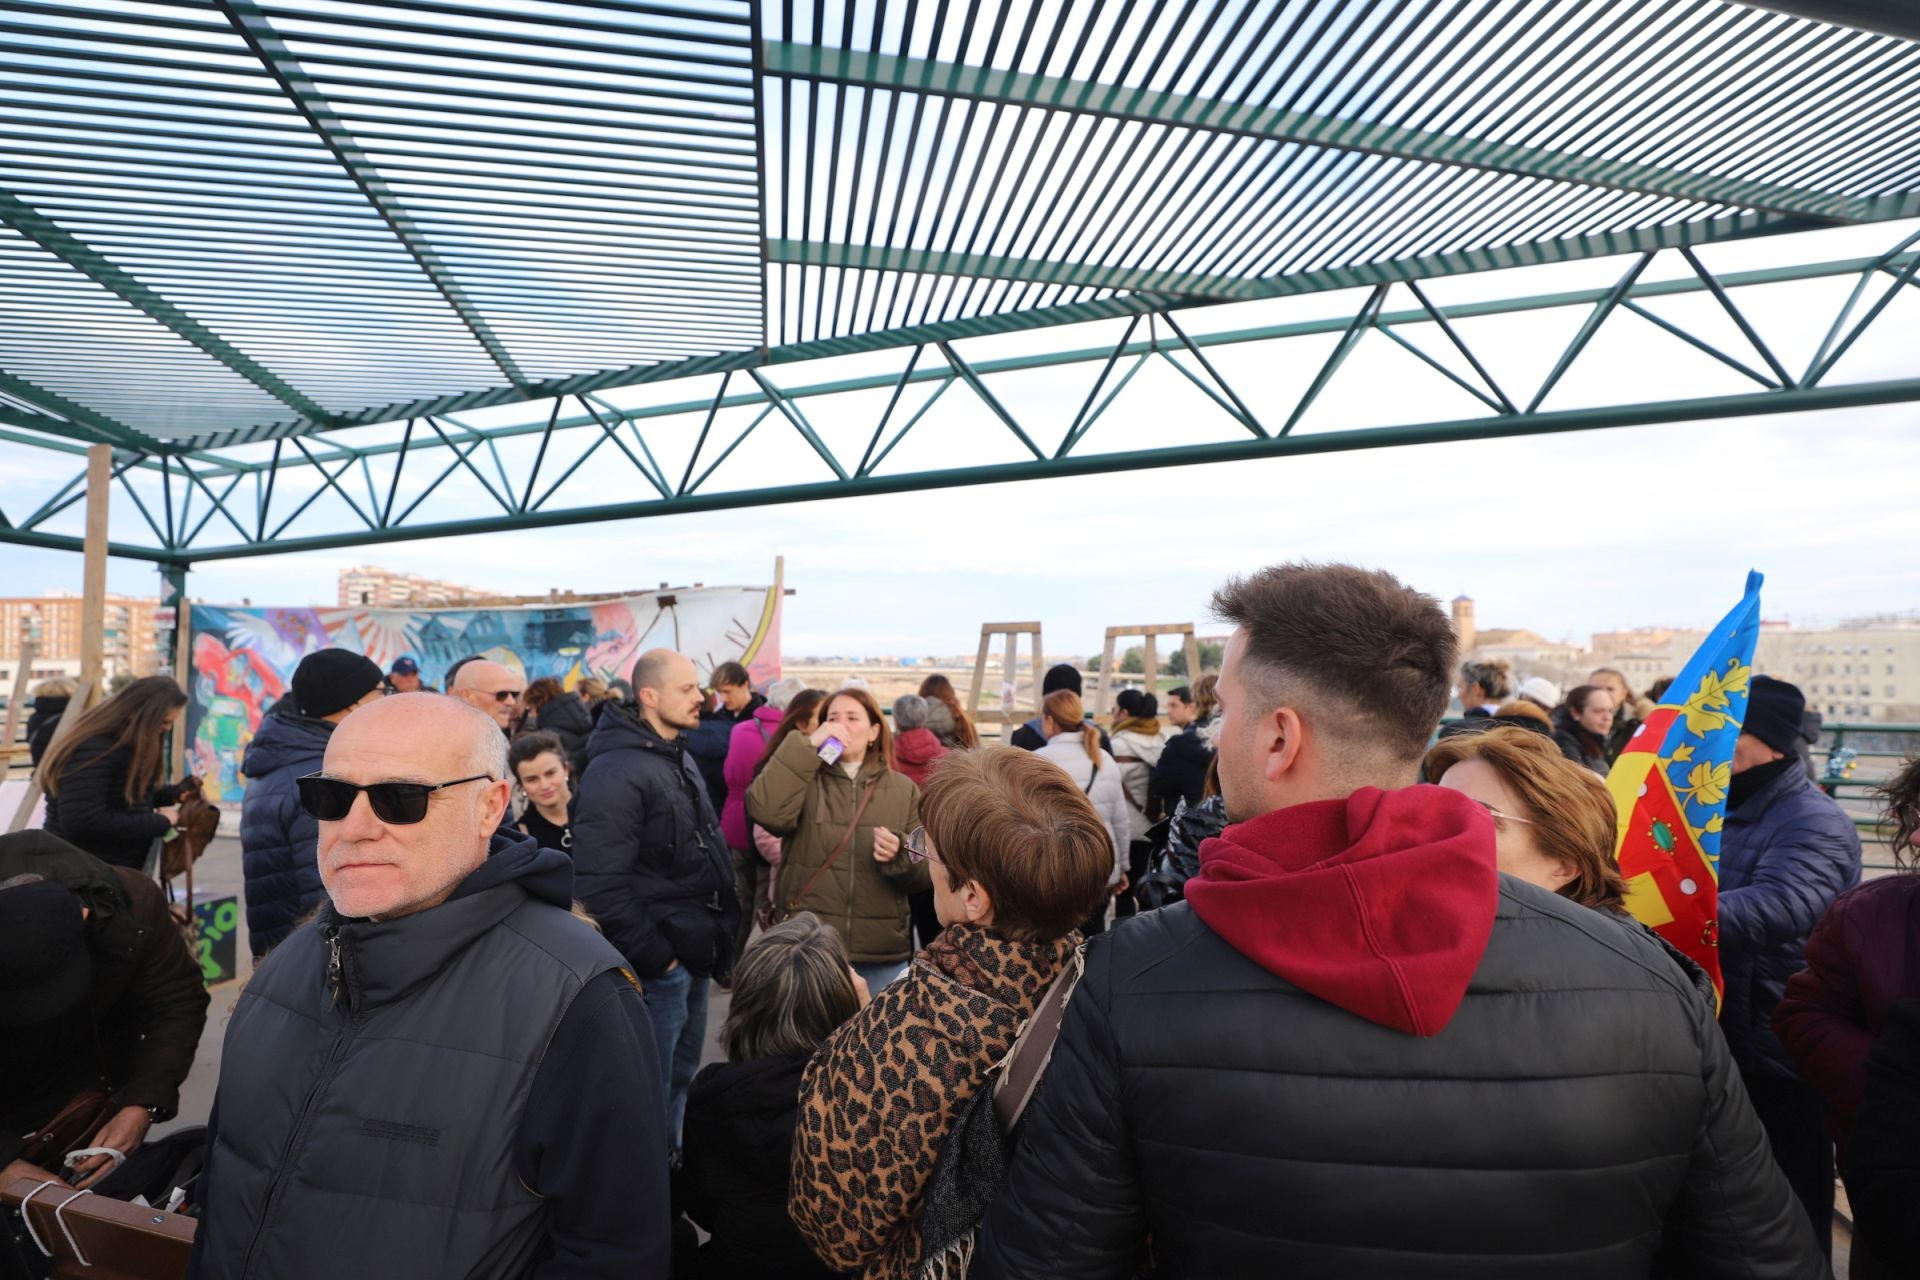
[{"xmin": 0, "ymin": 0, "xmax": 1916, "ymax": 564}]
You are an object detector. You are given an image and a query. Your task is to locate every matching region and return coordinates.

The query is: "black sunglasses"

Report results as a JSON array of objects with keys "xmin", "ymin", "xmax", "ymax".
[{"xmin": 296, "ymin": 772, "xmax": 494, "ymax": 825}]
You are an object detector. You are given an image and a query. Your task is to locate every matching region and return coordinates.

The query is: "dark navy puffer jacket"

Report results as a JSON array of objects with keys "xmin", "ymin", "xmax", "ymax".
[
  {"xmin": 239, "ymin": 704, "xmax": 334, "ymax": 957},
  {"xmin": 1720, "ymin": 762, "xmax": 1862, "ymax": 1081}
]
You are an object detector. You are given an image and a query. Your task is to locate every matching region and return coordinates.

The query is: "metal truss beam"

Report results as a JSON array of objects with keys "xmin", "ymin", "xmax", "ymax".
[
  {"xmin": 215, "ymin": 0, "xmax": 531, "ymax": 393},
  {"xmin": 11, "ymin": 226, "xmax": 1916, "ymax": 563},
  {"xmin": 15, "ymin": 376, "xmax": 1912, "ymax": 564},
  {"xmin": 0, "ymin": 191, "xmax": 331, "ymax": 422},
  {"xmin": 760, "ymin": 43, "xmax": 1874, "ymax": 224},
  {"xmin": 185, "ymin": 204, "xmax": 1842, "ymax": 449}
]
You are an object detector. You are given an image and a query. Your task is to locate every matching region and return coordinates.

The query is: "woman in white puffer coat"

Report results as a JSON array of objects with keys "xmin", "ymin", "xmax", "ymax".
[{"xmin": 1033, "ymin": 689, "xmax": 1132, "ymax": 934}]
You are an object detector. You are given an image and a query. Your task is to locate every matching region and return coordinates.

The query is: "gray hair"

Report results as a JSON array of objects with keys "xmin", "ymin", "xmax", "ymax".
[
  {"xmin": 722, "ymin": 913, "xmax": 861, "ymax": 1061},
  {"xmin": 892, "ymin": 694, "xmax": 930, "ymax": 731},
  {"xmin": 765, "ymin": 676, "xmax": 807, "ymax": 712}
]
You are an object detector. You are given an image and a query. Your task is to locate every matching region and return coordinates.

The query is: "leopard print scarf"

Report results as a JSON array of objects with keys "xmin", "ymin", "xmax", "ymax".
[{"xmin": 790, "ymin": 922, "xmax": 1076, "ymax": 1279}]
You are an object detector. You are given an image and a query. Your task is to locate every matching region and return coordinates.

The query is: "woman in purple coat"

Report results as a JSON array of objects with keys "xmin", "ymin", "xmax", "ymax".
[{"xmin": 1776, "ymin": 754, "xmax": 1919, "ymax": 1278}]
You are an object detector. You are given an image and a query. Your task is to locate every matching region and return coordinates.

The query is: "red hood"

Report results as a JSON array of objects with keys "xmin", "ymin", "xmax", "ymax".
[
  {"xmin": 893, "ymin": 727, "xmax": 947, "ymax": 766},
  {"xmin": 1185, "ymin": 785, "xmax": 1498, "ymax": 1037}
]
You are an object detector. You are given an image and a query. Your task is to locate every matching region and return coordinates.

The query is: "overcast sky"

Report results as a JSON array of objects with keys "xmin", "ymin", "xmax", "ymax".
[{"xmin": 5, "ymin": 224, "xmax": 1918, "ymax": 659}]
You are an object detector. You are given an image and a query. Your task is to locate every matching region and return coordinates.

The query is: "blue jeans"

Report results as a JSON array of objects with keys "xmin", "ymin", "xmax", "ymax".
[
  {"xmin": 642, "ymin": 962, "xmax": 708, "ymax": 1147},
  {"xmin": 853, "ymin": 959, "xmax": 909, "ymax": 994}
]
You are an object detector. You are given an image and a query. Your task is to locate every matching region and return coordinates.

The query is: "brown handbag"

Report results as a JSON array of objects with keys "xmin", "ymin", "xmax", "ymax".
[
  {"xmin": 17, "ymin": 1091, "xmax": 116, "ymax": 1173},
  {"xmin": 160, "ymin": 790, "xmax": 217, "ymax": 883}
]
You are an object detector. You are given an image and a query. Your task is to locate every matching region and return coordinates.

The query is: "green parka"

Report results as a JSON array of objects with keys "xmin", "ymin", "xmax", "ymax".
[{"xmin": 745, "ymin": 731, "xmax": 928, "ymax": 965}]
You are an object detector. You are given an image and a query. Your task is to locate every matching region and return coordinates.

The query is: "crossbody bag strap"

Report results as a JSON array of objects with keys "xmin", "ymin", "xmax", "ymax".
[
  {"xmin": 789, "ymin": 776, "xmax": 880, "ymax": 909},
  {"xmin": 994, "ymin": 946, "xmax": 1086, "ymax": 1133}
]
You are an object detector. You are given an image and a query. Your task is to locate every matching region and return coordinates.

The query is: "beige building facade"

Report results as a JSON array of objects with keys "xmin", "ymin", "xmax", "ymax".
[
  {"xmin": 0, "ymin": 592, "xmax": 160, "ymax": 678},
  {"xmin": 338, "ymin": 565, "xmax": 490, "ymax": 609}
]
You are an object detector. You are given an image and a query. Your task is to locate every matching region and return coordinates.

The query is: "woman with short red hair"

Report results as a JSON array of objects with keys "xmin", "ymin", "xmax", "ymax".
[
  {"xmin": 1423, "ymin": 725, "xmax": 1628, "ymax": 912},
  {"xmin": 789, "ymin": 747, "xmax": 1114, "ymax": 1280}
]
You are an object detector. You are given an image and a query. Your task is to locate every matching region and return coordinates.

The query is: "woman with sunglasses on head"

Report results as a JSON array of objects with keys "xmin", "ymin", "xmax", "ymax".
[
  {"xmin": 789, "ymin": 747, "xmax": 1114, "ymax": 1280},
  {"xmin": 40, "ymin": 675, "xmax": 195, "ymax": 871},
  {"xmin": 1422, "ymin": 725, "xmax": 1628, "ymax": 912},
  {"xmin": 746, "ymin": 688, "xmax": 925, "ymax": 994}
]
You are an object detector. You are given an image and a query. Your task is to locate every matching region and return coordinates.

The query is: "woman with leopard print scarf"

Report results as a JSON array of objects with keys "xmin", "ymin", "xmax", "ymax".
[{"xmin": 790, "ymin": 747, "xmax": 1116, "ymax": 1279}]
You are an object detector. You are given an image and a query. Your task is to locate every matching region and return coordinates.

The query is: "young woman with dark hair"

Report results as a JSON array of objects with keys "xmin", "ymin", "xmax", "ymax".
[
  {"xmin": 674, "ymin": 912, "xmax": 860, "ymax": 1280},
  {"xmin": 746, "ymin": 688, "xmax": 925, "ymax": 992},
  {"xmin": 509, "ymin": 730, "xmax": 575, "ymax": 853},
  {"xmin": 1554, "ymin": 684, "xmax": 1616, "ymax": 775},
  {"xmin": 40, "ymin": 675, "xmax": 192, "ymax": 869}
]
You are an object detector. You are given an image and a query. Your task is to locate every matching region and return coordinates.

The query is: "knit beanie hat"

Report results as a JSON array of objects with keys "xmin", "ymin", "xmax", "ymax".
[
  {"xmin": 1041, "ymin": 663, "xmax": 1083, "ymax": 696},
  {"xmin": 294, "ymin": 649, "xmax": 386, "ymax": 719},
  {"xmin": 1742, "ymin": 675, "xmax": 1806, "ymax": 756}
]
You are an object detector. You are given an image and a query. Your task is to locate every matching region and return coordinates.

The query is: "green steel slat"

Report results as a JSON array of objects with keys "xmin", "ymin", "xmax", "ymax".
[
  {"xmin": 216, "ymin": 0, "xmax": 531, "ymax": 390},
  {"xmin": 0, "ymin": 192, "xmax": 335, "ymax": 420},
  {"xmin": 761, "ymin": 40, "xmax": 1870, "ymax": 222}
]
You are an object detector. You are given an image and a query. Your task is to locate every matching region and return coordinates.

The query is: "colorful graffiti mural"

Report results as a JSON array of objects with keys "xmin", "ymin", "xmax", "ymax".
[{"xmin": 187, "ymin": 584, "xmax": 782, "ymax": 804}]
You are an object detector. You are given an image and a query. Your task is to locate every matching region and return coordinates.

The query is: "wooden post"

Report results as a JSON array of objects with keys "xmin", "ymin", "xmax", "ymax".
[
  {"xmin": 8, "ymin": 678, "xmax": 94, "ymax": 833},
  {"xmin": 164, "ymin": 562, "xmax": 192, "ymax": 778},
  {"xmin": 79, "ymin": 444, "xmax": 111, "ymax": 693},
  {"xmin": 2, "ymin": 638, "xmax": 33, "ymax": 770},
  {"xmin": 1093, "ymin": 624, "xmax": 1202, "ymax": 718},
  {"xmin": 967, "ymin": 623, "xmax": 1043, "ymax": 735}
]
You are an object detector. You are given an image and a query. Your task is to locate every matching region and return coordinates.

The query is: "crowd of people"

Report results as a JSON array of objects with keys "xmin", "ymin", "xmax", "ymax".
[{"xmin": 2, "ymin": 561, "xmax": 1917, "ymax": 1279}]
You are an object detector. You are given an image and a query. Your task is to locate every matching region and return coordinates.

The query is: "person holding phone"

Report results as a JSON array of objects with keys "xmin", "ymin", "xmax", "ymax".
[{"xmin": 746, "ymin": 688, "xmax": 926, "ymax": 993}]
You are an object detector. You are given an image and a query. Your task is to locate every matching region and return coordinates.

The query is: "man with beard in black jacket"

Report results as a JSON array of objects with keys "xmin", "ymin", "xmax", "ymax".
[
  {"xmin": 574, "ymin": 648, "xmax": 739, "ymax": 1149},
  {"xmin": 974, "ymin": 562, "xmax": 1819, "ymax": 1280}
]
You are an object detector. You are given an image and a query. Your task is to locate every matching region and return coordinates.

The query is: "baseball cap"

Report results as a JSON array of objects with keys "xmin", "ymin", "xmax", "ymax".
[{"xmin": 391, "ymin": 656, "xmax": 420, "ymax": 676}]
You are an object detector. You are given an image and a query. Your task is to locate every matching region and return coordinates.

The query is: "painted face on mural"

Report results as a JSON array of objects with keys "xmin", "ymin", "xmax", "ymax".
[{"xmin": 317, "ymin": 694, "xmax": 509, "ymax": 920}]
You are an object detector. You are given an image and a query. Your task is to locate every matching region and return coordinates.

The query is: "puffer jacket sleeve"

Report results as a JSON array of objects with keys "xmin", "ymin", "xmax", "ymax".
[
  {"xmin": 1660, "ymin": 966, "xmax": 1825, "ymax": 1278},
  {"xmin": 721, "ymin": 721, "xmax": 765, "ymax": 809},
  {"xmin": 573, "ymin": 755, "xmax": 675, "ymax": 977},
  {"xmin": 1720, "ymin": 800, "xmax": 1861, "ymax": 953},
  {"xmin": 745, "ymin": 730, "xmax": 816, "ymax": 838},
  {"xmin": 974, "ymin": 941, "xmax": 1147, "ymax": 1280},
  {"xmin": 1095, "ymin": 753, "xmax": 1128, "ymax": 881},
  {"xmin": 873, "ymin": 779, "xmax": 927, "ymax": 892},
  {"xmin": 1846, "ymin": 999, "xmax": 1920, "ymax": 1274},
  {"xmin": 1773, "ymin": 888, "xmax": 1874, "ymax": 1122},
  {"xmin": 52, "ymin": 744, "xmax": 171, "ymax": 853},
  {"xmin": 113, "ymin": 871, "xmax": 212, "ymax": 1117}
]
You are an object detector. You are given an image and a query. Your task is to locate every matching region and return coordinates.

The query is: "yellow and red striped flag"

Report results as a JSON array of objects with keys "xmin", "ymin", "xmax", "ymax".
[{"xmin": 1606, "ymin": 571, "xmax": 1763, "ymax": 1006}]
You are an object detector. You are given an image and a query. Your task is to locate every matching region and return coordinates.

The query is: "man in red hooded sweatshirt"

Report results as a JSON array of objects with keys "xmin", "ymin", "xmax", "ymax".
[{"xmin": 973, "ymin": 562, "xmax": 1819, "ymax": 1280}]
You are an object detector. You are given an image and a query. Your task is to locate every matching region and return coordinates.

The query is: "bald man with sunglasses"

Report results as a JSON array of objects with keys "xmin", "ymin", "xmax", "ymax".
[{"xmin": 190, "ymin": 694, "xmax": 669, "ymax": 1280}]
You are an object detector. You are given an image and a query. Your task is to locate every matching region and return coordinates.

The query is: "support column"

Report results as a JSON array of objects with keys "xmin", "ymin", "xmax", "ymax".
[
  {"xmin": 161, "ymin": 559, "xmax": 191, "ymax": 777},
  {"xmin": 79, "ymin": 444, "xmax": 110, "ymax": 692}
]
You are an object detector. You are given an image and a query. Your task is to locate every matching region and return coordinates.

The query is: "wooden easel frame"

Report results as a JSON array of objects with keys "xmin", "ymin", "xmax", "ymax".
[
  {"xmin": 966, "ymin": 622, "xmax": 1044, "ymax": 728},
  {"xmin": 1092, "ymin": 624, "xmax": 1201, "ymax": 717}
]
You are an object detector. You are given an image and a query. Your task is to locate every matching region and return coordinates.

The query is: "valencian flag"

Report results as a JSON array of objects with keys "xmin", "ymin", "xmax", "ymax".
[{"xmin": 1606, "ymin": 571, "xmax": 1764, "ymax": 1006}]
